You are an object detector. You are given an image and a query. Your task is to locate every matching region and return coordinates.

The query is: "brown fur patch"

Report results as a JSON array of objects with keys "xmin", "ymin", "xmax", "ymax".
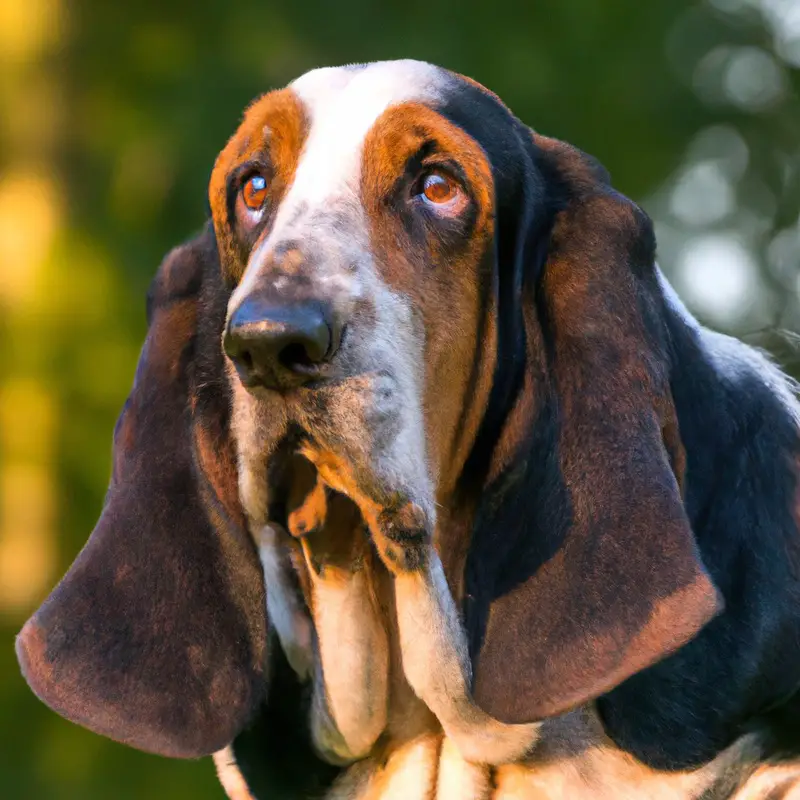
[{"xmin": 209, "ymin": 89, "xmax": 308, "ymax": 283}]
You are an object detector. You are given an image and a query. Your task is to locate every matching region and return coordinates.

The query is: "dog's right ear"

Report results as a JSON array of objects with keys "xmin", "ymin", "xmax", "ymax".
[{"xmin": 16, "ymin": 225, "xmax": 270, "ymax": 758}]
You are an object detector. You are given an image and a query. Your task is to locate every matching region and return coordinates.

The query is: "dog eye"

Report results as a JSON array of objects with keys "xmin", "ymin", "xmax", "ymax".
[
  {"xmin": 419, "ymin": 171, "xmax": 459, "ymax": 206},
  {"xmin": 413, "ymin": 169, "xmax": 469, "ymax": 218},
  {"xmin": 242, "ymin": 174, "xmax": 268, "ymax": 211}
]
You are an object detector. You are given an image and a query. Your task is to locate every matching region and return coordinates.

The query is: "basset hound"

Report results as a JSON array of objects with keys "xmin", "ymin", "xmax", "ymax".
[{"xmin": 16, "ymin": 60, "xmax": 800, "ymax": 799}]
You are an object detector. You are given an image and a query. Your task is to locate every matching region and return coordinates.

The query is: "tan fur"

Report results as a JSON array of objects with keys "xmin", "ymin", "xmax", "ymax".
[
  {"xmin": 301, "ymin": 708, "xmax": 793, "ymax": 800},
  {"xmin": 301, "ymin": 506, "xmax": 389, "ymax": 763},
  {"xmin": 436, "ymin": 736, "xmax": 493, "ymax": 799},
  {"xmin": 214, "ymin": 719, "xmax": 800, "ymax": 800},
  {"xmin": 307, "ymin": 570, "xmax": 388, "ymax": 763},
  {"xmin": 327, "ymin": 735, "xmax": 440, "ymax": 800},
  {"xmin": 360, "ymin": 102, "xmax": 496, "ymax": 499}
]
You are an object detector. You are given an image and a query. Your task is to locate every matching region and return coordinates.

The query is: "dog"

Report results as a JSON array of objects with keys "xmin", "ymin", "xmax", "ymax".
[{"xmin": 16, "ymin": 60, "xmax": 800, "ymax": 798}]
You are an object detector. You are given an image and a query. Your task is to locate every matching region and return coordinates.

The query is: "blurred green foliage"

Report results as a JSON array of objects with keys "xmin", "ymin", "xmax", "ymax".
[{"xmin": 0, "ymin": 0, "xmax": 798, "ymax": 797}]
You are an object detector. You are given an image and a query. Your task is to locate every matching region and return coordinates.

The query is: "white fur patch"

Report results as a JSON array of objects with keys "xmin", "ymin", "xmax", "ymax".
[{"xmin": 287, "ymin": 60, "xmax": 445, "ymax": 209}]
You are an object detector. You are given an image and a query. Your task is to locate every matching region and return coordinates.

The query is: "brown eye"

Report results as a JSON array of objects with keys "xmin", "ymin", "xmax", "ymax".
[
  {"xmin": 421, "ymin": 171, "xmax": 459, "ymax": 205},
  {"xmin": 242, "ymin": 174, "xmax": 268, "ymax": 211}
]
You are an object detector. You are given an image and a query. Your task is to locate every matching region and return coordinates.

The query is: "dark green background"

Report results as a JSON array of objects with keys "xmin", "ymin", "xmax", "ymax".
[{"xmin": 1, "ymin": 1, "xmax": 798, "ymax": 798}]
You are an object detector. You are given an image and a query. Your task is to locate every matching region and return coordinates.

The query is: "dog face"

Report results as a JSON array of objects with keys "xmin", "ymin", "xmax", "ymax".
[
  {"xmin": 209, "ymin": 62, "xmax": 501, "ymax": 526},
  {"xmin": 17, "ymin": 60, "xmax": 722, "ymax": 775}
]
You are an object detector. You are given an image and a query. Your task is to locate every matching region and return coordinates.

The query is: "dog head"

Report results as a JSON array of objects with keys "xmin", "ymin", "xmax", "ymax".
[{"xmin": 17, "ymin": 61, "xmax": 720, "ymax": 774}]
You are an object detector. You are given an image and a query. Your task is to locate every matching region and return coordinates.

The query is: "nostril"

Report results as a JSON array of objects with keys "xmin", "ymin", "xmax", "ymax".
[
  {"xmin": 334, "ymin": 323, "xmax": 347, "ymax": 357},
  {"xmin": 226, "ymin": 300, "xmax": 338, "ymax": 388},
  {"xmin": 279, "ymin": 341, "xmax": 317, "ymax": 372}
]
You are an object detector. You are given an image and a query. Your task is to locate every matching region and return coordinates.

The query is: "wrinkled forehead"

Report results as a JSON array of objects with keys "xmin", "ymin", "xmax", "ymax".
[{"xmin": 285, "ymin": 60, "xmax": 454, "ymax": 202}]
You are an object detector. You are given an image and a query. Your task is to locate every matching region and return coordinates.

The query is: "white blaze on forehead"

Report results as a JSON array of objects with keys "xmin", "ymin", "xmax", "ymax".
[
  {"xmin": 231, "ymin": 60, "xmax": 448, "ymax": 309},
  {"xmin": 283, "ymin": 60, "xmax": 447, "ymax": 213}
]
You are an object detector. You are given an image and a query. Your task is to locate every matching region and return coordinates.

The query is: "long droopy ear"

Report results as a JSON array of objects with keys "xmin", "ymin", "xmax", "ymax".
[
  {"xmin": 15, "ymin": 226, "xmax": 268, "ymax": 758},
  {"xmin": 468, "ymin": 136, "xmax": 723, "ymax": 724}
]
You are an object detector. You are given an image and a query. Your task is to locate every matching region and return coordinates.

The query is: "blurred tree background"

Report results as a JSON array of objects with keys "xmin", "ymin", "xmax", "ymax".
[{"xmin": 0, "ymin": 0, "xmax": 798, "ymax": 797}]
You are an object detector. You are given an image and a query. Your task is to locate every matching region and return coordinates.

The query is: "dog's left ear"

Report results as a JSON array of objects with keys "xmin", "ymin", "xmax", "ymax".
[
  {"xmin": 468, "ymin": 135, "xmax": 723, "ymax": 724},
  {"xmin": 16, "ymin": 226, "xmax": 269, "ymax": 758}
]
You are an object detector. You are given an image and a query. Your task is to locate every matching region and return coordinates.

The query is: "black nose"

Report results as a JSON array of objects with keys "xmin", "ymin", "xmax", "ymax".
[{"xmin": 224, "ymin": 298, "xmax": 335, "ymax": 389}]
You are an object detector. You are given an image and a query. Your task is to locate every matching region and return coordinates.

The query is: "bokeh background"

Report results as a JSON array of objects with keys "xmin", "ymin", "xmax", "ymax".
[{"xmin": 1, "ymin": 0, "xmax": 799, "ymax": 797}]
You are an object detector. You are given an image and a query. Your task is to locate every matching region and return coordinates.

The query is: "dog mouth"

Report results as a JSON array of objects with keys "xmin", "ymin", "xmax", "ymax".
[
  {"xmin": 234, "ymin": 356, "xmax": 541, "ymax": 768},
  {"xmin": 260, "ymin": 421, "xmax": 387, "ymax": 532},
  {"xmin": 262, "ymin": 427, "xmax": 324, "ymax": 527}
]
